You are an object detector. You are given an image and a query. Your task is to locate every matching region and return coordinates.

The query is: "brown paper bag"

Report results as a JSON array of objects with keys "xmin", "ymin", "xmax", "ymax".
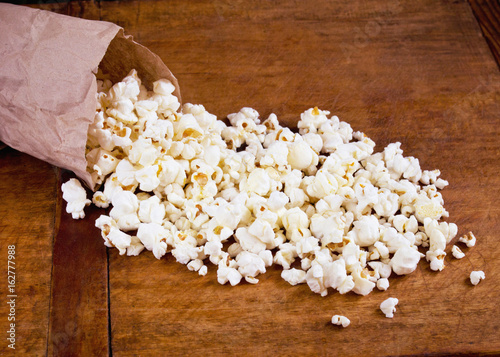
[{"xmin": 0, "ymin": 3, "xmax": 180, "ymax": 189}]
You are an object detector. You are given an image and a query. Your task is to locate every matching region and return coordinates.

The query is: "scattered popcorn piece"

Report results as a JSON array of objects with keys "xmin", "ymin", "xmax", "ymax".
[
  {"xmin": 458, "ymin": 232, "xmax": 476, "ymax": 248},
  {"xmin": 451, "ymin": 245, "xmax": 465, "ymax": 259},
  {"xmin": 61, "ymin": 178, "xmax": 91, "ymax": 219},
  {"xmin": 331, "ymin": 315, "xmax": 350, "ymax": 328},
  {"xmin": 187, "ymin": 259, "xmax": 204, "ymax": 272},
  {"xmin": 380, "ymin": 297, "xmax": 399, "ymax": 318},
  {"xmin": 376, "ymin": 278, "xmax": 389, "ymax": 291},
  {"xmin": 199, "ymin": 265, "xmax": 208, "ymax": 276},
  {"xmin": 470, "ymin": 271, "xmax": 485, "ymax": 286}
]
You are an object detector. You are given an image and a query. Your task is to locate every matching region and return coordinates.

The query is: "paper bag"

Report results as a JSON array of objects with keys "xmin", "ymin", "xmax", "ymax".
[{"xmin": 0, "ymin": 3, "xmax": 180, "ymax": 189}]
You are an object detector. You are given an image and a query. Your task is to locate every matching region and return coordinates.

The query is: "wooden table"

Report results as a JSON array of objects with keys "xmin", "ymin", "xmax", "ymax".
[{"xmin": 1, "ymin": 0, "xmax": 499, "ymax": 355}]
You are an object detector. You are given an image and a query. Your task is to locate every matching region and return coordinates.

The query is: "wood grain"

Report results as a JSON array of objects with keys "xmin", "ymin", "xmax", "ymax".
[
  {"xmin": 469, "ymin": 0, "xmax": 500, "ymax": 68},
  {"xmin": 98, "ymin": 0, "xmax": 500, "ymax": 356},
  {"xmin": 47, "ymin": 171, "xmax": 109, "ymax": 357},
  {"xmin": 0, "ymin": 149, "xmax": 56, "ymax": 355},
  {"xmin": 1, "ymin": 0, "xmax": 499, "ymax": 356}
]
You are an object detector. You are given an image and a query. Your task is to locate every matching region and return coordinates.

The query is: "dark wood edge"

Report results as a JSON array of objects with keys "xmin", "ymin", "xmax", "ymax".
[
  {"xmin": 468, "ymin": 0, "xmax": 500, "ymax": 70},
  {"xmin": 47, "ymin": 170, "xmax": 110, "ymax": 356}
]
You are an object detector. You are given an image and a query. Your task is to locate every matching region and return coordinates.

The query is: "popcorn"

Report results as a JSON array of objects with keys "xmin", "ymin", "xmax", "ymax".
[
  {"xmin": 451, "ymin": 245, "xmax": 465, "ymax": 259},
  {"xmin": 198, "ymin": 265, "xmax": 208, "ymax": 276},
  {"xmin": 109, "ymin": 190, "xmax": 140, "ymax": 231},
  {"xmin": 287, "ymin": 141, "xmax": 318, "ymax": 170},
  {"xmin": 171, "ymin": 241, "xmax": 202, "ymax": 265},
  {"xmin": 173, "ymin": 114, "xmax": 204, "ymax": 140},
  {"xmin": 310, "ymin": 211, "xmax": 344, "ymax": 245},
  {"xmin": 306, "ymin": 266, "xmax": 328, "ymax": 297},
  {"xmin": 62, "ymin": 70, "xmax": 476, "ymax": 326},
  {"xmin": 115, "ymin": 159, "xmax": 138, "ymax": 188},
  {"xmin": 88, "ymin": 148, "xmax": 119, "ymax": 180},
  {"xmin": 323, "ymin": 258, "xmax": 349, "ymax": 291},
  {"xmin": 138, "ymin": 195, "xmax": 166, "ymax": 224},
  {"xmin": 61, "ymin": 178, "xmax": 91, "ymax": 219},
  {"xmin": 136, "ymin": 223, "xmax": 169, "ymax": 260},
  {"xmin": 135, "ymin": 165, "xmax": 161, "ymax": 192},
  {"xmin": 380, "ymin": 297, "xmax": 399, "ymax": 318},
  {"xmin": 376, "ymin": 278, "xmax": 389, "ymax": 291},
  {"xmin": 368, "ymin": 261, "xmax": 391, "ymax": 278},
  {"xmin": 414, "ymin": 196, "xmax": 444, "ymax": 222},
  {"xmin": 458, "ymin": 232, "xmax": 476, "ymax": 248},
  {"xmin": 260, "ymin": 141, "xmax": 289, "ymax": 168},
  {"xmin": 95, "ymin": 215, "xmax": 119, "ymax": 247},
  {"xmin": 302, "ymin": 133, "xmax": 323, "ymax": 154},
  {"xmin": 281, "ymin": 207, "xmax": 310, "ymax": 242},
  {"xmin": 235, "ymin": 227, "xmax": 267, "ymax": 254},
  {"xmin": 236, "ymin": 251, "xmax": 267, "ymax": 278},
  {"xmin": 390, "ymin": 246, "xmax": 422, "ymax": 275},
  {"xmin": 298, "ymin": 107, "xmax": 329, "ymax": 134},
  {"xmin": 350, "ymin": 215, "xmax": 380, "ymax": 247},
  {"xmin": 426, "ymin": 249, "xmax": 446, "ymax": 272},
  {"xmin": 127, "ymin": 236, "xmax": 145, "ymax": 256},
  {"xmin": 259, "ymin": 250, "xmax": 273, "ymax": 267},
  {"xmin": 249, "ymin": 218, "xmax": 276, "ymax": 246},
  {"xmin": 274, "ymin": 243, "xmax": 298, "ymax": 270},
  {"xmin": 305, "ymin": 169, "xmax": 338, "ymax": 199},
  {"xmin": 135, "ymin": 99, "xmax": 159, "ymax": 119},
  {"xmin": 217, "ymin": 264, "xmax": 242, "ymax": 286},
  {"xmin": 242, "ymin": 168, "xmax": 272, "ymax": 196},
  {"xmin": 296, "ymin": 236, "xmax": 320, "ymax": 257},
  {"xmin": 107, "ymin": 228, "xmax": 132, "ymax": 255},
  {"xmin": 153, "ymin": 78, "xmax": 176, "ymax": 96},
  {"xmin": 187, "ymin": 259, "xmax": 204, "ymax": 272},
  {"xmin": 331, "ymin": 315, "xmax": 350, "ymax": 328},
  {"xmin": 281, "ymin": 268, "xmax": 306, "ymax": 285},
  {"xmin": 470, "ymin": 271, "xmax": 485, "ymax": 286},
  {"xmin": 111, "ymin": 124, "xmax": 133, "ymax": 148},
  {"xmin": 351, "ymin": 268, "xmax": 376, "ymax": 296}
]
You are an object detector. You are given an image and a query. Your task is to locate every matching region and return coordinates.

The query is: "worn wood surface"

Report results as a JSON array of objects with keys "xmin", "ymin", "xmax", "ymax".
[{"xmin": 1, "ymin": 0, "xmax": 500, "ymax": 355}]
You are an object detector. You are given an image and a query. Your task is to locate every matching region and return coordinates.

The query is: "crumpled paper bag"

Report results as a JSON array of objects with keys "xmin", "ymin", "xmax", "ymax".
[{"xmin": 0, "ymin": 3, "xmax": 180, "ymax": 189}]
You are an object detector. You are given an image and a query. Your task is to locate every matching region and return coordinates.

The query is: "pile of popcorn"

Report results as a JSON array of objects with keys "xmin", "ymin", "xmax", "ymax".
[{"xmin": 62, "ymin": 70, "xmax": 482, "ymax": 323}]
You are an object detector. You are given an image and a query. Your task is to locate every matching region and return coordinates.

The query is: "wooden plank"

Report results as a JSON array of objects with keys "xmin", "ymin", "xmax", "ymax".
[
  {"xmin": 12, "ymin": 4, "xmax": 110, "ymax": 355},
  {"xmin": 47, "ymin": 170, "xmax": 109, "ymax": 357},
  {"xmin": 16, "ymin": 4, "xmax": 110, "ymax": 356},
  {"xmin": 27, "ymin": 0, "xmax": 100, "ymax": 20},
  {"xmin": 8, "ymin": 0, "xmax": 500, "ymax": 355},
  {"xmin": 93, "ymin": 0, "xmax": 500, "ymax": 356},
  {"xmin": 0, "ymin": 149, "xmax": 55, "ymax": 355},
  {"xmin": 469, "ymin": 0, "xmax": 500, "ymax": 68}
]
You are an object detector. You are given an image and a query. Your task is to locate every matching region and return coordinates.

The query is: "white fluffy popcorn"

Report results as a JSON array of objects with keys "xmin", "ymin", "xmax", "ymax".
[
  {"xmin": 451, "ymin": 245, "xmax": 465, "ymax": 259},
  {"xmin": 390, "ymin": 246, "xmax": 422, "ymax": 275},
  {"xmin": 61, "ymin": 178, "xmax": 91, "ymax": 219},
  {"xmin": 380, "ymin": 297, "xmax": 399, "ymax": 318},
  {"xmin": 281, "ymin": 268, "xmax": 307, "ymax": 285},
  {"xmin": 331, "ymin": 315, "xmax": 350, "ymax": 328},
  {"xmin": 62, "ymin": 70, "xmax": 477, "ymax": 324},
  {"xmin": 376, "ymin": 278, "xmax": 389, "ymax": 291},
  {"xmin": 458, "ymin": 232, "xmax": 476, "ymax": 248},
  {"xmin": 470, "ymin": 271, "xmax": 485, "ymax": 286},
  {"xmin": 136, "ymin": 223, "xmax": 169, "ymax": 260}
]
